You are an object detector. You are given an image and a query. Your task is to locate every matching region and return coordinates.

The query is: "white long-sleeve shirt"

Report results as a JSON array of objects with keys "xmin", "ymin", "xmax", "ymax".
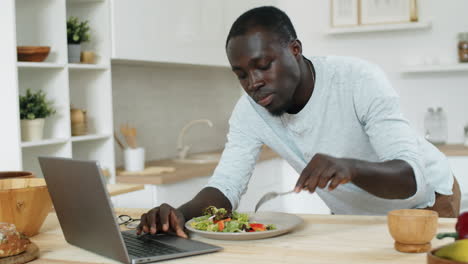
[{"xmin": 207, "ymin": 56, "xmax": 453, "ymax": 215}]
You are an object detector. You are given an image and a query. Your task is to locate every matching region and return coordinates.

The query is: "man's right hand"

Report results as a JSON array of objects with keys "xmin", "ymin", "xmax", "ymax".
[{"xmin": 137, "ymin": 203, "xmax": 188, "ymax": 238}]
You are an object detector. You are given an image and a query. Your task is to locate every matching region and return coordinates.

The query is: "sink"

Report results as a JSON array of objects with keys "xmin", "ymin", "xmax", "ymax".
[{"xmin": 173, "ymin": 153, "xmax": 222, "ymax": 164}]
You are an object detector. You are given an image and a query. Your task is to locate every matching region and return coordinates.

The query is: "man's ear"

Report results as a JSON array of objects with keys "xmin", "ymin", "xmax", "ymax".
[{"xmin": 290, "ymin": 39, "xmax": 302, "ymax": 58}]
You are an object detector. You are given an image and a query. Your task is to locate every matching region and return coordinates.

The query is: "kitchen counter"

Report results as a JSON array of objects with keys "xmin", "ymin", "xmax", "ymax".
[
  {"xmin": 107, "ymin": 184, "xmax": 145, "ymax": 196},
  {"xmin": 116, "ymin": 146, "xmax": 279, "ymax": 185},
  {"xmin": 115, "ymin": 144, "xmax": 468, "ymax": 186},
  {"xmin": 29, "ymin": 208, "xmax": 456, "ymax": 264}
]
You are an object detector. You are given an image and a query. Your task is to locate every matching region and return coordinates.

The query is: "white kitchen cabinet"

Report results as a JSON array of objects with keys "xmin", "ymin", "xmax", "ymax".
[
  {"xmin": 110, "ymin": 0, "xmax": 277, "ymax": 67},
  {"xmin": 0, "ymin": 0, "xmax": 116, "ymax": 180}
]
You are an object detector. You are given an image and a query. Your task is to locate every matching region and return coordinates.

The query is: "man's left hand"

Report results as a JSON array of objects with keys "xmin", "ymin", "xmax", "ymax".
[{"xmin": 294, "ymin": 153, "xmax": 356, "ymax": 193}]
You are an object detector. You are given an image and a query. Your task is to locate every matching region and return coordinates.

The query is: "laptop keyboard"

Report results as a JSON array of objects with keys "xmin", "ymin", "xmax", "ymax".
[{"xmin": 122, "ymin": 232, "xmax": 184, "ymax": 258}]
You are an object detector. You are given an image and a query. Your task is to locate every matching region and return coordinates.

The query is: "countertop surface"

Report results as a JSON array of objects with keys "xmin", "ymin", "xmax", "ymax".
[
  {"xmin": 115, "ymin": 144, "xmax": 468, "ymax": 186},
  {"xmin": 107, "ymin": 184, "xmax": 145, "ymax": 196},
  {"xmin": 29, "ymin": 208, "xmax": 457, "ymax": 264},
  {"xmin": 116, "ymin": 146, "xmax": 279, "ymax": 185}
]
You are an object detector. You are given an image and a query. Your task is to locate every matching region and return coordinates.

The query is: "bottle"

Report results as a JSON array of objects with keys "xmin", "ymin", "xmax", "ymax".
[
  {"xmin": 410, "ymin": 0, "xmax": 418, "ymax": 22},
  {"xmin": 424, "ymin": 108, "xmax": 435, "ymax": 142},
  {"xmin": 435, "ymin": 107, "xmax": 448, "ymax": 144}
]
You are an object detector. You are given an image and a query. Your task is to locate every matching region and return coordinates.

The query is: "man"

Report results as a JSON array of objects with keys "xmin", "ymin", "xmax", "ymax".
[{"xmin": 137, "ymin": 6, "xmax": 460, "ymax": 238}]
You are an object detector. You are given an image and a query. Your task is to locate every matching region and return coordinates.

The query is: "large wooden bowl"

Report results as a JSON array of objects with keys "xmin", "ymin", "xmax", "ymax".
[
  {"xmin": 427, "ymin": 247, "xmax": 467, "ymax": 264},
  {"xmin": 387, "ymin": 209, "xmax": 439, "ymax": 253},
  {"xmin": 17, "ymin": 46, "xmax": 50, "ymax": 62},
  {"xmin": 0, "ymin": 178, "xmax": 53, "ymax": 237},
  {"xmin": 0, "ymin": 171, "xmax": 35, "ymax": 179}
]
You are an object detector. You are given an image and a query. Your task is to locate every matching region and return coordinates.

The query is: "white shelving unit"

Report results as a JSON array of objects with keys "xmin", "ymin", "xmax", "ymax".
[
  {"xmin": 327, "ymin": 21, "xmax": 431, "ymax": 35},
  {"xmin": 402, "ymin": 63, "xmax": 468, "ymax": 73},
  {"xmin": 0, "ymin": 0, "xmax": 115, "ymax": 181}
]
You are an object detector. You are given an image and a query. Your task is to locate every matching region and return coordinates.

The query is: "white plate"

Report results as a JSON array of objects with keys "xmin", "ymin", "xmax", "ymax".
[{"xmin": 185, "ymin": 211, "xmax": 303, "ymax": 240}]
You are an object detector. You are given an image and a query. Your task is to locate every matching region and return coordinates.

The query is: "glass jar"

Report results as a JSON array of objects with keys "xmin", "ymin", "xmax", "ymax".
[
  {"xmin": 424, "ymin": 107, "xmax": 448, "ymax": 145},
  {"xmin": 458, "ymin": 32, "xmax": 468, "ymax": 63}
]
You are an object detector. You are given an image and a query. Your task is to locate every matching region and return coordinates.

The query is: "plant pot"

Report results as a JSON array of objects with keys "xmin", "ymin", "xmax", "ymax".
[
  {"xmin": 20, "ymin": 118, "xmax": 45, "ymax": 142},
  {"xmin": 67, "ymin": 43, "xmax": 81, "ymax": 63}
]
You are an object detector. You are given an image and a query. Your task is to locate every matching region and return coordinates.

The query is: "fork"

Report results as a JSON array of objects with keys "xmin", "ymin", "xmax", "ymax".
[{"xmin": 254, "ymin": 190, "xmax": 294, "ymax": 212}]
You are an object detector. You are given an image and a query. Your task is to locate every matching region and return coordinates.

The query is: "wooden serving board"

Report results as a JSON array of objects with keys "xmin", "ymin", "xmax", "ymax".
[{"xmin": 0, "ymin": 242, "xmax": 39, "ymax": 264}]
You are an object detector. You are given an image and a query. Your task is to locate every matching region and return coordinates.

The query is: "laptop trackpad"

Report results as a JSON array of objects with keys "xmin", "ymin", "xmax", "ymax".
[{"xmin": 124, "ymin": 231, "xmax": 220, "ymax": 252}]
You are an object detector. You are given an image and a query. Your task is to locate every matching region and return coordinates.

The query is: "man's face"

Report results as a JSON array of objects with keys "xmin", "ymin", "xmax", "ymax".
[{"xmin": 226, "ymin": 29, "xmax": 301, "ymax": 116}]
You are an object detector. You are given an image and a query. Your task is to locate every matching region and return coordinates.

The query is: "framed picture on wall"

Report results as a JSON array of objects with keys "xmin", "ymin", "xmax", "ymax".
[
  {"xmin": 331, "ymin": 0, "xmax": 359, "ymax": 27},
  {"xmin": 360, "ymin": 0, "xmax": 412, "ymax": 25}
]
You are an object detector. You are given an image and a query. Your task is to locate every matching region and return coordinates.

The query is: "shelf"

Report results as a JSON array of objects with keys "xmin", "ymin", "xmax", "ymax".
[
  {"xmin": 327, "ymin": 21, "xmax": 431, "ymax": 35},
  {"xmin": 17, "ymin": 62, "xmax": 65, "ymax": 69},
  {"xmin": 71, "ymin": 134, "xmax": 111, "ymax": 142},
  {"xmin": 21, "ymin": 138, "xmax": 68, "ymax": 148},
  {"xmin": 111, "ymin": 58, "xmax": 231, "ymax": 70},
  {"xmin": 68, "ymin": 63, "xmax": 109, "ymax": 70},
  {"xmin": 401, "ymin": 63, "xmax": 468, "ymax": 73}
]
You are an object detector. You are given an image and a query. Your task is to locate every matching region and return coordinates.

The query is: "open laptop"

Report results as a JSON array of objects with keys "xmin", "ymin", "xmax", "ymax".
[{"xmin": 38, "ymin": 157, "xmax": 222, "ymax": 264}]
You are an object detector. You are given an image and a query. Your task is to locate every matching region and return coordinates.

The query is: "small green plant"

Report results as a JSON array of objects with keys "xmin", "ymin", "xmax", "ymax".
[
  {"xmin": 67, "ymin": 16, "xmax": 90, "ymax": 44},
  {"xmin": 19, "ymin": 89, "xmax": 56, "ymax": 120}
]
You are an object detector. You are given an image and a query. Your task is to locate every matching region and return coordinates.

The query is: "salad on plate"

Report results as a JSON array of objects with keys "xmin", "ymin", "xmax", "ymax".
[{"xmin": 189, "ymin": 206, "xmax": 276, "ymax": 233}]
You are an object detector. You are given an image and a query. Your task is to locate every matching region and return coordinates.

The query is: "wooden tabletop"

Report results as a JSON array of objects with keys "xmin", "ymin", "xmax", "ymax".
[
  {"xmin": 116, "ymin": 146, "xmax": 279, "ymax": 185},
  {"xmin": 29, "ymin": 208, "xmax": 457, "ymax": 264}
]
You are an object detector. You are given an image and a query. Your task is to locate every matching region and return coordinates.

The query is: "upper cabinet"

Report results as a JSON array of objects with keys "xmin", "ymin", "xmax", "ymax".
[{"xmin": 110, "ymin": 0, "xmax": 276, "ymax": 67}]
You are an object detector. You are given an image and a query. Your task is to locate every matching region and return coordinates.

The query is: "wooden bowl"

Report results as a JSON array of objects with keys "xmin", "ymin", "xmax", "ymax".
[
  {"xmin": 427, "ymin": 247, "xmax": 467, "ymax": 264},
  {"xmin": 17, "ymin": 46, "xmax": 50, "ymax": 62},
  {"xmin": 0, "ymin": 171, "xmax": 35, "ymax": 179},
  {"xmin": 0, "ymin": 178, "xmax": 53, "ymax": 237},
  {"xmin": 387, "ymin": 209, "xmax": 439, "ymax": 253}
]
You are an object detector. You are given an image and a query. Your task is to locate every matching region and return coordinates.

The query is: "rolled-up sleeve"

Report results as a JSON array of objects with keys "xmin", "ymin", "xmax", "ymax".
[
  {"xmin": 353, "ymin": 63, "xmax": 434, "ymax": 208},
  {"xmin": 206, "ymin": 97, "xmax": 263, "ymax": 209}
]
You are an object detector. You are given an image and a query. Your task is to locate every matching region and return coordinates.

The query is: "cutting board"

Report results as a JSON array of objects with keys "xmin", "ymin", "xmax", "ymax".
[{"xmin": 0, "ymin": 242, "xmax": 39, "ymax": 264}]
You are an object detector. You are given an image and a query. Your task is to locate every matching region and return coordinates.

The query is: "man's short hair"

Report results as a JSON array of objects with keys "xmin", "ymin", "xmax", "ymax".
[{"xmin": 226, "ymin": 6, "xmax": 297, "ymax": 48}]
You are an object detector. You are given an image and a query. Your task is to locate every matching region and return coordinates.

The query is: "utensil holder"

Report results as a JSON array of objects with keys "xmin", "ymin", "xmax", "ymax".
[{"xmin": 124, "ymin": 147, "xmax": 145, "ymax": 172}]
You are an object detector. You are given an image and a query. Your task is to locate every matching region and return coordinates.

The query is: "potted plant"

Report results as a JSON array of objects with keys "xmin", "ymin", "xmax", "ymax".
[
  {"xmin": 66, "ymin": 16, "xmax": 90, "ymax": 63},
  {"xmin": 19, "ymin": 89, "xmax": 56, "ymax": 142}
]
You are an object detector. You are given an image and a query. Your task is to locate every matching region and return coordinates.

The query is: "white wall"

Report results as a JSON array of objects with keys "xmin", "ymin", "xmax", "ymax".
[
  {"xmin": 278, "ymin": 0, "xmax": 468, "ymax": 143},
  {"xmin": 111, "ymin": 63, "xmax": 240, "ymax": 165}
]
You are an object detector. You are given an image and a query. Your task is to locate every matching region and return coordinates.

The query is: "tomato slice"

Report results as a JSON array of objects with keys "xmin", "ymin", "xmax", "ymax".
[
  {"xmin": 218, "ymin": 220, "xmax": 224, "ymax": 231},
  {"xmin": 249, "ymin": 223, "xmax": 266, "ymax": 232}
]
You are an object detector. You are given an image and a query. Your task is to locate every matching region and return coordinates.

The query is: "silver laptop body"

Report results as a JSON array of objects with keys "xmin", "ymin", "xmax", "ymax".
[{"xmin": 38, "ymin": 157, "xmax": 222, "ymax": 264}]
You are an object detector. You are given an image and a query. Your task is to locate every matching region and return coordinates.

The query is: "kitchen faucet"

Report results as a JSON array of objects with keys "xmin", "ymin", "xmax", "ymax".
[{"xmin": 177, "ymin": 119, "xmax": 213, "ymax": 160}]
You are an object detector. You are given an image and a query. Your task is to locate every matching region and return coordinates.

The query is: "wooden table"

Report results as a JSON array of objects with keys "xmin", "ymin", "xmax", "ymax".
[{"xmin": 28, "ymin": 208, "xmax": 457, "ymax": 264}]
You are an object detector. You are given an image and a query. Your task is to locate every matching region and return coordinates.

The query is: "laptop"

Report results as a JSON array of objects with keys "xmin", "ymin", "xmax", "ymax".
[{"xmin": 38, "ymin": 157, "xmax": 222, "ymax": 264}]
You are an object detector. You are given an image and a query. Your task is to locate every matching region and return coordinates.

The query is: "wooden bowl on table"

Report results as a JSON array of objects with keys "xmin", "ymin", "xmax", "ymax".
[
  {"xmin": 0, "ymin": 171, "xmax": 35, "ymax": 179},
  {"xmin": 0, "ymin": 178, "xmax": 53, "ymax": 237},
  {"xmin": 17, "ymin": 46, "xmax": 50, "ymax": 62},
  {"xmin": 387, "ymin": 209, "xmax": 439, "ymax": 253}
]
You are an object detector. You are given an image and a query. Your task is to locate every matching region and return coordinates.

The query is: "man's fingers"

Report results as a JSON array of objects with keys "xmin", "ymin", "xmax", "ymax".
[
  {"xmin": 295, "ymin": 167, "xmax": 312, "ymax": 192},
  {"xmin": 328, "ymin": 173, "xmax": 343, "ymax": 191},
  {"xmin": 170, "ymin": 211, "xmax": 188, "ymax": 238},
  {"xmin": 149, "ymin": 208, "xmax": 159, "ymax": 234},
  {"xmin": 159, "ymin": 204, "xmax": 171, "ymax": 232},
  {"xmin": 137, "ymin": 213, "xmax": 146, "ymax": 235},
  {"xmin": 317, "ymin": 167, "xmax": 336, "ymax": 189},
  {"xmin": 328, "ymin": 172, "xmax": 350, "ymax": 191}
]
